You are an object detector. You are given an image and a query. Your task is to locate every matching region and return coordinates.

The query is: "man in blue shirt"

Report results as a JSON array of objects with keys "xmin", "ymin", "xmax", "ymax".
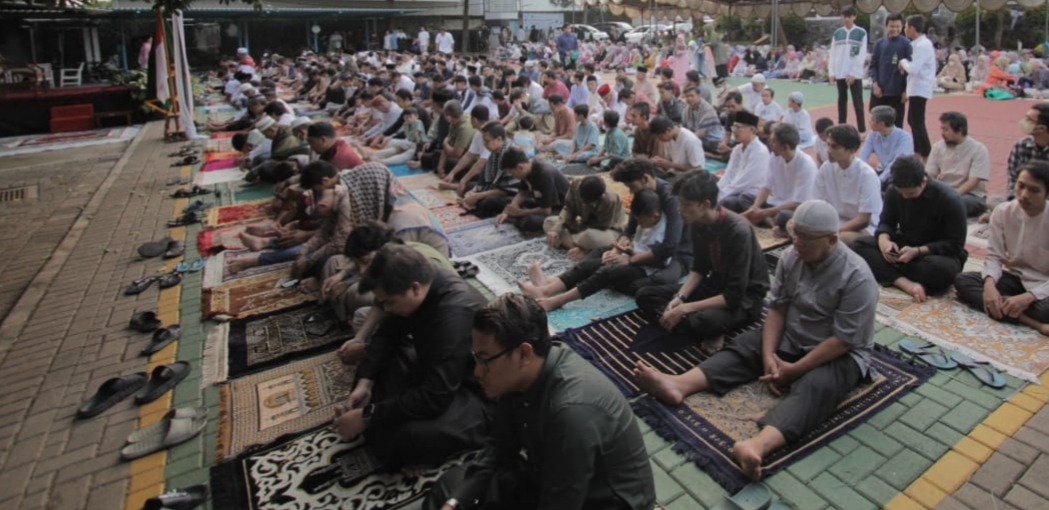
[
  {"xmin": 556, "ymin": 25, "xmax": 579, "ymax": 69},
  {"xmin": 868, "ymin": 13, "xmax": 911, "ymax": 128},
  {"xmin": 860, "ymin": 105, "xmax": 914, "ymax": 187}
]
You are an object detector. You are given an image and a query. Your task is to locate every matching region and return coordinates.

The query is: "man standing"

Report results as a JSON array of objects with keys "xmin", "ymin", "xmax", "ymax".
[
  {"xmin": 636, "ymin": 199, "xmax": 879, "ymax": 480},
  {"xmin": 435, "ymin": 27, "xmax": 455, "ymax": 56},
  {"xmin": 829, "ymin": 6, "xmax": 868, "ymax": 134},
  {"xmin": 926, "ymin": 112, "xmax": 990, "ymax": 217},
  {"xmin": 899, "ymin": 15, "xmax": 936, "ymax": 158},
  {"xmin": 868, "ymin": 13, "xmax": 911, "ymax": 128},
  {"xmin": 859, "ymin": 105, "xmax": 914, "ymax": 185},
  {"xmin": 425, "ymin": 294, "xmax": 655, "ymax": 510},
  {"xmin": 636, "ymin": 171, "xmax": 770, "ymax": 354},
  {"xmin": 334, "ymin": 245, "xmax": 491, "ymax": 467},
  {"xmin": 418, "ymin": 26, "xmax": 431, "ymax": 54},
  {"xmin": 852, "ymin": 156, "xmax": 968, "ymax": 303},
  {"xmin": 556, "ymin": 25, "xmax": 579, "ymax": 69}
]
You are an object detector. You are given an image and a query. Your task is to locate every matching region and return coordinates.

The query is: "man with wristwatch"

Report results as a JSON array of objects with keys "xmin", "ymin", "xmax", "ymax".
[
  {"xmin": 332, "ymin": 244, "xmax": 491, "ymax": 468},
  {"xmin": 425, "ymin": 294, "xmax": 655, "ymax": 510}
]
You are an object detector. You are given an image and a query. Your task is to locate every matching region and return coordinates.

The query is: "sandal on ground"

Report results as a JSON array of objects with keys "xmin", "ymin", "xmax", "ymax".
[
  {"xmin": 76, "ymin": 372, "xmax": 148, "ymax": 419},
  {"xmin": 163, "ymin": 241, "xmax": 186, "ymax": 259},
  {"xmin": 898, "ymin": 339, "xmax": 958, "ymax": 370},
  {"xmin": 138, "ymin": 237, "xmax": 174, "ymax": 258},
  {"xmin": 127, "ymin": 407, "xmax": 208, "ymax": 444},
  {"xmin": 166, "ymin": 177, "xmax": 192, "ymax": 186},
  {"xmin": 951, "ymin": 351, "xmax": 1007, "ymax": 388},
  {"xmin": 725, "ymin": 482, "xmax": 772, "ymax": 510},
  {"xmin": 134, "ymin": 361, "xmax": 192, "ymax": 405},
  {"xmin": 141, "ymin": 484, "xmax": 209, "ymax": 510},
  {"xmin": 170, "ymin": 155, "xmax": 199, "ymax": 167},
  {"xmin": 170, "ymin": 186, "xmax": 209, "ymax": 198},
  {"xmin": 175, "ymin": 259, "xmax": 205, "ymax": 273},
  {"xmin": 125, "ymin": 276, "xmax": 160, "ymax": 295},
  {"xmin": 459, "ymin": 264, "xmax": 480, "ymax": 279},
  {"xmin": 142, "ymin": 325, "xmax": 182, "ymax": 356},
  {"xmin": 167, "ymin": 213, "xmax": 201, "ymax": 227},
  {"xmin": 129, "ymin": 311, "xmax": 162, "ymax": 333},
  {"xmin": 158, "ymin": 272, "xmax": 182, "ymax": 289},
  {"xmin": 120, "ymin": 412, "xmax": 206, "ymax": 461},
  {"xmin": 182, "ymin": 200, "xmax": 213, "ymax": 214},
  {"xmin": 303, "ymin": 311, "xmax": 337, "ymax": 337}
]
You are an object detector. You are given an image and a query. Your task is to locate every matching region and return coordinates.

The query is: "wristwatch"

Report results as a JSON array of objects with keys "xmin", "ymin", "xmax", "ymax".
[
  {"xmin": 445, "ymin": 498, "xmax": 460, "ymax": 509},
  {"xmin": 677, "ymin": 294, "xmax": 687, "ymax": 302},
  {"xmin": 362, "ymin": 403, "xmax": 375, "ymax": 425}
]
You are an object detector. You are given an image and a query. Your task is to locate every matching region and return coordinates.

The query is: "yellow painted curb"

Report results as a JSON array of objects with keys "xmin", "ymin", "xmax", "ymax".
[{"xmin": 124, "ymin": 164, "xmax": 190, "ymax": 510}]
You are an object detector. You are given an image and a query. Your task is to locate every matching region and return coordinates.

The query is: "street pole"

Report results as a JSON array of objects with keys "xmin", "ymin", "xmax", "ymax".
[{"xmin": 975, "ymin": 0, "xmax": 980, "ymax": 49}]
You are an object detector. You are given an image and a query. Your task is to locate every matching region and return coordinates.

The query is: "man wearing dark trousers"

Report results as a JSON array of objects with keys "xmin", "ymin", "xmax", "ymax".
[
  {"xmin": 900, "ymin": 15, "xmax": 936, "ymax": 158},
  {"xmin": 868, "ymin": 13, "xmax": 911, "ymax": 128},
  {"xmin": 829, "ymin": 6, "xmax": 868, "ymax": 134}
]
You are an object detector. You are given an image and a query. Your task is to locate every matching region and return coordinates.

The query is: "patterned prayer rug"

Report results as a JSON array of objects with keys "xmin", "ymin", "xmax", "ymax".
[
  {"xmin": 397, "ymin": 172, "xmax": 441, "ymax": 189},
  {"xmin": 211, "ymin": 428, "xmax": 476, "ymax": 510},
  {"xmin": 204, "ymin": 150, "xmax": 241, "ymax": 162},
  {"xmin": 204, "ymin": 200, "xmax": 272, "ymax": 227},
  {"xmin": 205, "ymin": 138, "xmax": 233, "ymax": 153},
  {"xmin": 408, "ymin": 187, "xmax": 458, "ymax": 209},
  {"xmin": 0, "ymin": 126, "xmax": 140, "ymax": 156},
  {"xmin": 217, "ymin": 351, "xmax": 355, "ymax": 458},
  {"xmin": 196, "ymin": 221, "xmax": 259, "ymax": 255},
  {"xmin": 202, "ymin": 250, "xmax": 291, "ymax": 289},
  {"xmin": 203, "ymin": 268, "xmax": 317, "ymax": 320},
  {"xmin": 226, "ymin": 305, "xmax": 353, "ymax": 378},
  {"xmin": 195, "ymin": 168, "xmax": 246, "ymax": 186},
  {"xmin": 469, "ymin": 238, "xmax": 638, "ymax": 331},
  {"xmin": 201, "ymin": 158, "xmax": 238, "ymax": 172},
  {"xmin": 445, "ymin": 218, "xmax": 526, "ymax": 257},
  {"xmin": 430, "ymin": 205, "xmax": 481, "ymax": 229},
  {"xmin": 753, "ymin": 226, "xmax": 791, "ymax": 251},
  {"xmin": 562, "ymin": 310, "xmax": 934, "ymax": 492}
]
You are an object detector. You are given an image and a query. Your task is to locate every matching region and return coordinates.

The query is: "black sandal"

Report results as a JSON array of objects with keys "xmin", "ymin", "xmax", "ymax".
[
  {"xmin": 170, "ymin": 186, "xmax": 209, "ymax": 198},
  {"xmin": 125, "ymin": 276, "xmax": 160, "ymax": 295}
]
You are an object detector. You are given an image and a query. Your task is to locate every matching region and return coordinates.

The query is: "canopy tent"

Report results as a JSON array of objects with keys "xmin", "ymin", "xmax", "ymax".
[{"xmin": 594, "ymin": 0, "xmax": 1040, "ymax": 18}]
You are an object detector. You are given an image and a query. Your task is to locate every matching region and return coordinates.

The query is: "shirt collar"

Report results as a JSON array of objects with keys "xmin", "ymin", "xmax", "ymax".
[{"xmin": 521, "ymin": 344, "xmax": 560, "ymax": 406}]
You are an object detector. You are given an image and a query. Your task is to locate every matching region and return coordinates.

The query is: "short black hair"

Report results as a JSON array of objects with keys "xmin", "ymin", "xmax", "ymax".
[
  {"xmin": 273, "ymin": 161, "xmax": 296, "ymax": 182},
  {"xmin": 500, "ymin": 146, "xmax": 530, "ymax": 170},
  {"xmin": 841, "ymin": 6, "xmax": 856, "ymax": 17},
  {"xmin": 299, "ymin": 161, "xmax": 338, "ymax": 189},
  {"xmin": 395, "ymin": 88, "xmax": 414, "ymax": 101},
  {"xmin": 231, "ymin": 132, "xmax": 249, "ymax": 151},
  {"xmin": 473, "ymin": 294, "xmax": 552, "ymax": 357},
  {"xmin": 771, "ymin": 122, "xmax": 800, "ymax": 150},
  {"xmin": 815, "ymin": 117, "xmax": 835, "ymax": 135},
  {"xmin": 263, "ymin": 101, "xmax": 287, "ymax": 116},
  {"xmin": 481, "ymin": 121, "xmax": 506, "ymax": 140},
  {"xmin": 827, "ymin": 124, "xmax": 862, "ymax": 151},
  {"xmin": 306, "ymin": 121, "xmax": 337, "ymax": 138},
  {"xmin": 685, "ymin": 70, "xmax": 700, "ymax": 83},
  {"xmin": 517, "ymin": 116, "xmax": 535, "ymax": 130},
  {"xmin": 611, "ymin": 158, "xmax": 656, "ymax": 184},
  {"xmin": 630, "ymin": 101, "xmax": 651, "ymax": 120},
  {"xmin": 886, "ymin": 12, "xmax": 904, "ymax": 24},
  {"xmin": 573, "ymin": 103, "xmax": 589, "ymax": 117},
  {"xmin": 468, "ymin": 75, "xmax": 482, "ymax": 87},
  {"xmin": 649, "ymin": 115, "xmax": 674, "ymax": 135},
  {"xmin": 672, "ymin": 170, "xmax": 719, "ymax": 206},
  {"xmin": 548, "ymin": 94, "xmax": 565, "ymax": 105},
  {"xmin": 1034, "ymin": 103, "xmax": 1049, "ymax": 127},
  {"xmin": 891, "ymin": 156, "xmax": 927, "ymax": 189},
  {"xmin": 344, "ymin": 220, "xmax": 399, "ymax": 259},
  {"xmin": 603, "ymin": 109, "xmax": 620, "ymax": 129},
  {"xmin": 578, "ymin": 175, "xmax": 606, "ymax": 202},
  {"xmin": 631, "ymin": 188, "xmax": 660, "ymax": 217},
  {"xmin": 403, "ymin": 106, "xmax": 419, "ymax": 117},
  {"xmin": 359, "ymin": 244, "xmax": 435, "ymax": 295},
  {"xmin": 471, "ymin": 104, "xmax": 490, "ymax": 122},
  {"xmin": 723, "ymin": 91, "xmax": 743, "ymax": 106},
  {"xmin": 939, "ymin": 111, "xmax": 968, "ymax": 136},
  {"xmin": 1018, "ymin": 160, "xmax": 1049, "ymax": 191},
  {"xmin": 660, "ymin": 67, "xmax": 674, "ymax": 79},
  {"xmin": 906, "ymin": 14, "xmax": 926, "ymax": 33}
]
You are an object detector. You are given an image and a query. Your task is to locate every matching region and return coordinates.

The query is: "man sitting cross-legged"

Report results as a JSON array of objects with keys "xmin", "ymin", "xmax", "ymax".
[
  {"xmin": 636, "ymin": 171, "xmax": 770, "ymax": 354},
  {"xmin": 542, "ymin": 175, "xmax": 627, "ymax": 261},
  {"xmin": 333, "ymin": 244, "xmax": 492, "ymax": 467},
  {"xmin": 955, "ymin": 161, "xmax": 1049, "ymax": 336},
  {"xmin": 739, "ymin": 122, "xmax": 818, "ymax": 235},
  {"xmin": 925, "ymin": 111, "xmax": 990, "ymax": 218},
  {"xmin": 635, "ymin": 199, "xmax": 879, "ymax": 480},
  {"xmin": 852, "ymin": 156, "xmax": 968, "ymax": 303},
  {"xmin": 717, "ymin": 111, "xmax": 770, "ymax": 213},
  {"xmin": 424, "ymin": 294, "xmax": 656, "ymax": 510},
  {"xmin": 859, "ymin": 105, "xmax": 913, "ymax": 187},
  {"xmin": 814, "ymin": 124, "xmax": 883, "ymax": 246},
  {"xmin": 494, "ymin": 147, "xmax": 570, "ymax": 234}
]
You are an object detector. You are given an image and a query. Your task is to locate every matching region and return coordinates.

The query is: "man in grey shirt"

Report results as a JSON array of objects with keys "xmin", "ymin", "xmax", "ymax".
[
  {"xmin": 426, "ymin": 294, "xmax": 655, "ymax": 510},
  {"xmin": 636, "ymin": 199, "xmax": 878, "ymax": 481}
]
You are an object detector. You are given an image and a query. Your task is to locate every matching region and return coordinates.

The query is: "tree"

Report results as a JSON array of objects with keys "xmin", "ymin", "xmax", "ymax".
[{"xmin": 133, "ymin": 0, "xmax": 262, "ymax": 15}]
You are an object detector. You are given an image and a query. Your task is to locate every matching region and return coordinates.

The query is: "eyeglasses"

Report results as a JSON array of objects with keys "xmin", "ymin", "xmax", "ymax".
[
  {"xmin": 472, "ymin": 346, "xmax": 516, "ymax": 373},
  {"xmin": 787, "ymin": 224, "xmax": 835, "ymax": 244}
]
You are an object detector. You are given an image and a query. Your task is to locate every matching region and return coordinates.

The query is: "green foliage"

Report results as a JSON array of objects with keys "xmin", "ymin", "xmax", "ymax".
[
  {"xmin": 954, "ymin": 6, "xmax": 1049, "ymax": 49},
  {"xmin": 780, "ymin": 13, "xmax": 807, "ymax": 44}
]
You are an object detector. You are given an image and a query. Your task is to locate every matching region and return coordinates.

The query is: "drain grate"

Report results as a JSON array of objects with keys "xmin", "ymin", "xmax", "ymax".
[{"xmin": 0, "ymin": 185, "xmax": 39, "ymax": 203}]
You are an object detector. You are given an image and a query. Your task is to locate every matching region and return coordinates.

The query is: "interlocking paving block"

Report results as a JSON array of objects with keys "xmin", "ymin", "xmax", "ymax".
[
  {"xmin": 924, "ymin": 451, "xmax": 979, "ymax": 494},
  {"xmin": 1014, "ymin": 427, "xmax": 1049, "ymax": 454},
  {"xmin": 643, "ymin": 431, "xmax": 673, "ymax": 456},
  {"xmin": 883, "ymin": 422, "xmax": 950, "ymax": 461},
  {"xmin": 941, "ymin": 400, "xmax": 993, "ymax": 434},
  {"xmin": 970, "ymin": 452, "xmax": 1027, "ymax": 497},
  {"xmin": 878, "ymin": 449, "xmax": 935, "ymax": 490},
  {"xmin": 827, "ymin": 434, "xmax": 861, "ymax": 456},
  {"xmin": 1004, "ymin": 484, "xmax": 1049, "ymax": 510},
  {"xmin": 884, "ymin": 493, "xmax": 925, "ymax": 510},
  {"xmin": 1026, "ymin": 407, "xmax": 1049, "ymax": 436},
  {"xmin": 904, "ymin": 477, "xmax": 949, "ymax": 508},
  {"xmin": 786, "ymin": 446, "xmax": 842, "ymax": 483},
  {"xmin": 915, "ymin": 383, "xmax": 964, "ymax": 408},
  {"xmin": 810, "ymin": 472, "xmax": 878, "ymax": 510},
  {"xmin": 873, "ymin": 327, "xmax": 906, "ymax": 347},
  {"xmin": 942, "ymin": 379, "xmax": 1006, "ymax": 410},
  {"xmin": 984, "ymin": 403, "xmax": 1034, "ymax": 436},
  {"xmin": 952, "ymin": 436, "xmax": 994, "ymax": 464},
  {"xmin": 953, "ymin": 483, "xmax": 1023, "ymax": 510},
  {"xmin": 669, "ymin": 462, "xmax": 729, "ymax": 509},
  {"xmin": 653, "ymin": 446, "xmax": 687, "ymax": 472},
  {"xmin": 899, "ymin": 398, "xmax": 950, "ymax": 432},
  {"xmin": 997, "ymin": 437, "xmax": 1041, "ymax": 464},
  {"xmin": 662, "ymin": 494, "xmax": 705, "ymax": 510},
  {"xmin": 969, "ymin": 424, "xmax": 1009, "ymax": 449},
  {"xmin": 1016, "ymin": 454, "xmax": 1049, "ymax": 499},
  {"xmin": 650, "ymin": 462, "xmax": 685, "ymax": 505},
  {"xmin": 926, "ymin": 423, "xmax": 965, "ymax": 448},
  {"xmin": 867, "ymin": 402, "xmax": 910, "ymax": 430},
  {"xmin": 765, "ymin": 471, "xmax": 829, "ymax": 510},
  {"xmin": 1009, "ymin": 393, "xmax": 1044, "ymax": 414},
  {"xmin": 829, "ymin": 445, "xmax": 885, "ymax": 485},
  {"xmin": 856, "ymin": 475, "xmax": 903, "ymax": 507},
  {"xmin": 898, "ymin": 391, "xmax": 924, "ymax": 408},
  {"xmin": 849, "ymin": 423, "xmax": 904, "ymax": 458}
]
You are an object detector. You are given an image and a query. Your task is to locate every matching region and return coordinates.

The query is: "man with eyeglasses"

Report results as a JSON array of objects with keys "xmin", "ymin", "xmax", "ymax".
[
  {"xmin": 636, "ymin": 199, "xmax": 878, "ymax": 481},
  {"xmin": 425, "ymin": 294, "xmax": 655, "ymax": 510},
  {"xmin": 332, "ymin": 244, "xmax": 491, "ymax": 468}
]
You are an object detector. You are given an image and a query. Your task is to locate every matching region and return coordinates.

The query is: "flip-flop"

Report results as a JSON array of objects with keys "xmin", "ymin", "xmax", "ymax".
[
  {"xmin": 182, "ymin": 200, "xmax": 213, "ymax": 214},
  {"xmin": 170, "ymin": 155, "xmax": 200, "ymax": 167},
  {"xmin": 303, "ymin": 311, "xmax": 337, "ymax": 337},
  {"xmin": 134, "ymin": 361, "xmax": 192, "ymax": 405},
  {"xmin": 951, "ymin": 351, "xmax": 1007, "ymax": 389},
  {"xmin": 142, "ymin": 325, "xmax": 182, "ymax": 356},
  {"xmin": 138, "ymin": 237, "xmax": 174, "ymax": 258},
  {"xmin": 141, "ymin": 484, "xmax": 209, "ymax": 510},
  {"xmin": 898, "ymin": 339, "xmax": 958, "ymax": 370},
  {"xmin": 158, "ymin": 272, "xmax": 182, "ymax": 289},
  {"xmin": 166, "ymin": 177, "xmax": 192, "ymax": 186},
  {"xmin": 120, "ymin": 414, "xmax": 206, "ymax": 461},
  {"xmin": 124, "ymin": 276, "xmax": 160, "ymax": 295},
  {"xmin": 187, "ymin": 259, "xmax": 205, "ymax": 272},
  {"xmin": 170, "ymin": 186, "xmax": 209, "ymax": 198},
  {"xmin": 725, "ymin": 482, "xmax": 772, "ymax": 510},
  {"xmin": 76, "ymin": 372, "xmax": 148, "ymax": 419},
  {"xmin": 163, "ymin": 241, "xmax": 186, "ymax": 259},
  {"xmin": 127, "ymin": 407, "xmax": 208, "ymax": 443},
  {"xmin": 167, "ymin": 212, "xmax": 201, "ymax": 227},
  {"xmin": 129, "ymin": 311, "xmax": 162, "ymax": 333},
  {"xmin": 460, "ymin": 265, "xmax": 480, "ymax": 279}
]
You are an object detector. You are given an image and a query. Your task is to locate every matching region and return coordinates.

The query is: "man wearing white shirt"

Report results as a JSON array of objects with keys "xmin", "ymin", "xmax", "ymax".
[
  {"xmin": 718, "ymin": 111, "xmax": 771, "ymax": 213},
  {"xmin": 648, "ymin": 116, "xmax": 706, "ymax": 179},
  {"xmin": 435, "ymin": 28, "xmax": 455, "ymax": 56},
  {"xmin": 418, "ymin": 27, "xmax": 430, "ymax": 54},
  {"xmin": 829, "ymin": 6, "xmax": 868, "ymax": 134},
  {"xmin": 741, "ymin": 123, "xmax": 818, "ymax": 233},
  {"xmin": 814, "ymin": 124, "xmax": 883, "ymax": 245},
  {"xmin": 733, "ymin": 73, "xmax": 766, "ymax": 111},
  {"xmin": 899, "ymin": 15, "xmax": 936, "ymax": 158}
]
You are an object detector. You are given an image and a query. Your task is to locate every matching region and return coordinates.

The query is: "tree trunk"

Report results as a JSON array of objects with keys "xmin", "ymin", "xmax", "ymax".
[{"xmin": 994, "ymin": 10, "xmax": 1005, "ymax": 49}]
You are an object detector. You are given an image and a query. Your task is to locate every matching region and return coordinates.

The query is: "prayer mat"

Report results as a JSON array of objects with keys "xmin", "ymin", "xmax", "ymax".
[
  {"xmin": 204, "ymin": 150, "xmax": 242, "ymax": 162},
  {"xmin": 445, "ymin": 218, "xmax": 526, "ymax": 257},
  {"xmin": 469, "ymin": 238, "xmax": 638, "ymax": 331},
  {"xmin": 211, "ymin": 428, "xmax": 477, "ymax": 510},
  {"xmin": 205, "ymin": 139, "xmax": 233, "ymax": 153},
  {"xmin": 562, "ymin": 163, "xmax": 601, "ymax": 176},
  {"xmin": 202, "ymin": 250, "xmax": 291, "ymax": 289},
  {"xmin": 226, "ymin": 305, "xmax": 352, "ymax": 378},
  {"xmin": 211, "ymin": 131, "xmax": 237, "ymax": 139},
  {"xmin": 201, "ymin": 158, "xmax": 238, "ymax": 172},
  {"xmin": 195, "ymin": 168, "xmax": 246, "ymax": 186},
  {"xmin": 408, "ymin": 187, "xmax": 458, "ymax": 209},
  {"xmin": 235, "ymin": 183, "xmax": 276, "ymax": 203},
  {"xmin": 196, "ymin": 221, "xmax": 261, "ymax": 255},
  {"xmin": 705, "ymin": 159, "xmax": 728, "ymax": 173},
  {"xmin": 0, "ymin": 126, "xmax": 139, "ymax": 156},
  {"xmin": 217, "ymin": 351, "xmax": 355, "ymax": 458},
  {"xmin": 397, "ymin": 172, "xmax": 441, "ymax": 189},
  {"xmin": 561, "ymin": 311, "xmax": 933, "ymax": 493},
  {"xmin": 204, "ymin": 200, "xmax": 272, "ymax": 227},
  {"xmin": 876, "ymin": 289, "xmax": 1049, "ymax": 382},
  {"xmin": 430, "ymin": 205, "xmax": 481, "ymax": 229},
  {"xmin": 388, "ymin": 163, "xmax": 422, "ymax": 178},
  {"xmin": 599, "ymin": 174, "xmax": 633, "ymax": 212},
  {"xmin": 754, "ymin": 226, "xmax": 791, "ymax": 251},
  {"xmin": 203, "ymin": 268, "xmax": 317, "ymax": 320}
]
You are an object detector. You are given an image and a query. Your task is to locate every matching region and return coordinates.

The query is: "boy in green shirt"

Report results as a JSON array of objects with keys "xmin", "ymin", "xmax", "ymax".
[{"xmin": 587, "ymin": 110, "xmax": 631, "ymax": 169}]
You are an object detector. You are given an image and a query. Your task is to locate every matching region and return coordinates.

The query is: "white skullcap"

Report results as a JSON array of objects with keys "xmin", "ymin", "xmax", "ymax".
[
  {"xmin": 751, "ymin": 73, "xmax": 766, "ymax": 83},
  {"xmin": 246, "ymin": 129, "xmax": 266, "ymax": 146},
  {"xmin": 237, "ymin": 47, "xmax": 248, "ymax": 54},
  {"xmin": 789, "ymin": 91, "xmax": 804, "ymax": 104},
  {"xmin": 254, "ymin": 116, "xmax": 276, "ymax": 132},
  {"xmin": 793, "ymin": 200, "xmax": 840, "ymax": 234},
  {"xmin": 290, "ymin": 117, "xmax": 312, "ymax": 129},
  {"xmin": 238, "ymin": 83, "xmax": 253, "ymax": 92}
]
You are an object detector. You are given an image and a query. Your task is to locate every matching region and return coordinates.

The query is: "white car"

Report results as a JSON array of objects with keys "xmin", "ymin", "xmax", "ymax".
[
  {"xmin": 569, "ymin": 24, "xmax": 610, "ymax": 42},
  {"xmin": 623, "ymin": 25, "xmax": 670, "ymax": 45}
]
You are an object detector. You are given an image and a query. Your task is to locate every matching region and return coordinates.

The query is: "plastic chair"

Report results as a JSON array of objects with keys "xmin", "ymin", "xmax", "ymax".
[{"xmin": 60, "ymin": 62, "xmax": 84, "ymax": 87}]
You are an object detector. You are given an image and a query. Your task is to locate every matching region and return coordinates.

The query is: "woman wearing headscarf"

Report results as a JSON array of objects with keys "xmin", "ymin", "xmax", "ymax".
[
  {"xmin": 1023, "ymin": 59, "xmax": 1049, "ymax": 99},
  {"xmin": 936, "ymin": 54, "xmax": 967, "ymax": 92},
  {"xmin": 974, "ymin": 56, "xmax": 1017, "ymax": 95},
  {"xmin": 705, "ymin": 24, "xmax": 729, "ymax": 78}
]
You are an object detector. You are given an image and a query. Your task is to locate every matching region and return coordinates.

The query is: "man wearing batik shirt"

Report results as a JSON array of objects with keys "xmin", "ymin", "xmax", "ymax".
[{"xmin": 1006, "ymin": 103, "xmax": 1049, "ymax": 200}]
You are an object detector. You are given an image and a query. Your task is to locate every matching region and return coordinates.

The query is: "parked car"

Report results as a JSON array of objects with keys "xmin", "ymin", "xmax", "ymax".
[
  {"xmin": 569, "ymin": 24, "xmax": 610, "ymax": 42},
  {"xmin": 593, "ymin": 21, "xmax": 633, "ymax": 42},
  {"xmin": 623, "ymin": 25, "xmax": 670, "ymax": 45}
]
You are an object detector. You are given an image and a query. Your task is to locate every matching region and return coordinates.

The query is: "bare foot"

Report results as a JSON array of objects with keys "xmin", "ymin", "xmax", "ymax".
[
  {"xmin": 239, "ymin": 232, "xmax": 271, "ymax": 252},
  {"xmin": 634, "ymin": 361, "xmax": 685, "ymax": 405},
  {"xmin": 406, "ymin": 160, "xmax": 421, "ymax": 169},
  {"xmin": 517, "ymin": 280, "xmax": 545, "ymax": 300},
  {"xmin": 907, "ymin": 282, "xmax": 927, "ymax": 303},
  {"xmin": 227, "ymin": 256, "xmax": 255, "ymax": 274},
  {"xmin": 771, "ymin": 226, "xmax": 789, "ymax": 239},
  {"xmin": 699, "ymin": 335, "xmax": 725, "ymax": 356},
  {"xmin": 731, "ymin": 438, "xmax": 765, "ymax": 480},
  {"xmin": 535, "ymin": 296, "xmax": 562, "ymax": 312},
  {"xmin": 299, "ymin": 277, "xmax": 320, "ymax": 294},
  {"xmin": 567, "ymin": 247, "xmax": 587, "ymax": 261},
  {"xmin": 527, "ymin": 259, "xmax": 547, "ymax": 287},
  {"xmin": 1039, "ymin": 323, "xmax": 1049, "ymax": 337}
]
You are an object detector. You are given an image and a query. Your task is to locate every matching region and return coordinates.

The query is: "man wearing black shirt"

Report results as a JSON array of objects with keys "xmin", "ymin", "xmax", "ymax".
[
  {"xmin": 496, "ymin": 147, "xmax": 570, "ymax": 233},
  {"xmin": 611, "ymin": 158, "xmax": 694, "ymax": 269},
  {"xmin": 636, "ymin": 171, "xmax": 770, "ymax": 353},
  {"xmin": 425, "ymin": 294, "xmax": 655, "ymax": 510},
  {"xmin": 852, "ymin": 156, "xmax": 967, "ymax": 302},
  {"xmin": 333, "ymin": 245, "xmax": 491, "ymax": 467}
]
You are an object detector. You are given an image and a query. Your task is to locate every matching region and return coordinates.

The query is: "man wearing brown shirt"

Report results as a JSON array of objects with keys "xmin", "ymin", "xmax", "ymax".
[{"xmin": 630, "ymin": 101, "xmax": 659, "ymax": 159}]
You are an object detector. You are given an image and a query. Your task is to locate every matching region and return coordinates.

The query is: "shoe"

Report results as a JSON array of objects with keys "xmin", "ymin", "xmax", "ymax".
[
  {"xmin": 182, "ymin": 200, "xmax": 213, "ymax": 214},
  {"xmin": 77, "ymin": 373, "xmax": 148, "ymax": 419},
  {"xmin": 121, "ymin": 412, "xmax": 206, "ymax": 461},
  {"xmin": 163, "ymin": 241, "xmax": 185, "ymax": 259},
  {"xmin": 141, "ymin": 484, "xmax": 208, "ymax": 510},
  {"xmin": 134, "ymin": 361, "xmax": 192, "ymax": 405},
  {"xmin": 170, "ymin": 155, "xmax": 200, "ymax": 167},
  {"xmin": 138, "ymin": 237, "xmax": 174, "ymax": 258},
  {"xmin": 170, "ymin": 186, "xmax": 209, "ymax": 198},
  {"xmin": 128, "ymin": 407, "xmax": 208, "ymax": 444},
  {"xmin": 142, "ymin": 325, "xmax": 182, "ymax": 356},
  {"xmin": 158, "ymin": 272, "xmax": 182, "ymax": 289},
  {"xmin": 167, "ymin": 213, "xmax": 201, "ymax": 227},
  {"xmin": 125, "ymin": 276, "xmax": 160, "ymax": 295},
  {"xmin": 129, "ymin": 311, "xmax": 162, "ymax": 333}
]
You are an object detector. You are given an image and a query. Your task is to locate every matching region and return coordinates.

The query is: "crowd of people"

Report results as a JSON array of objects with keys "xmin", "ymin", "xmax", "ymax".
[{"xmin": 196, "ymin": 9, "xmax": 1049, "ymax": 507}]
